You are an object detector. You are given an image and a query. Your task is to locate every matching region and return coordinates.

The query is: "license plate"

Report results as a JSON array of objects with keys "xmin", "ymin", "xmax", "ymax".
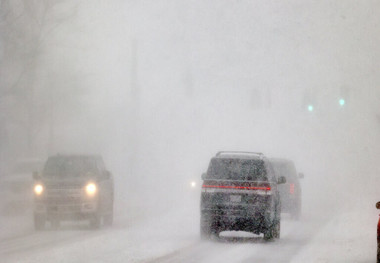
[{"xmin": 230, "ymin": 195, "xmax": 241, "ymax": 202}]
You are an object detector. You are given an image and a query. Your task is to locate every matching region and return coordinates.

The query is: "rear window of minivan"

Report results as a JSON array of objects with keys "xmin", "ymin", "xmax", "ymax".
[{"xmin": 206, "ymin": 158, "xmax": 268, "ymax": 181}]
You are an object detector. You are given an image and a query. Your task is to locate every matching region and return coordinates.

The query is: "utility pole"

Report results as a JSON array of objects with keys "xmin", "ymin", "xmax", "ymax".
[
  {"xmin": 128, "ymin": 38, "xmax": 140, "ymax": 177},
  {"xmin": 47, "ymin": 80, "xmax": 55, "ymax": 155}
]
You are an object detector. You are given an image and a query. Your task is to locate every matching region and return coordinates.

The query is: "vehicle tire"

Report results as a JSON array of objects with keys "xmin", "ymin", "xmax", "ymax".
[
  {"xmin": 90, "ymin": 213, "xmax": 101, "ymax": 229},
  {"xmin": 292, "ymin": 200, "xmax": 302, "ymax": 220},
  {"xmin": 271, "ymin": 200, "xmax": 281, "ymax": 239},
  {"xmin": 34, "ymin": 214, "xmax": 46, "ymax": 231},
  {"xmin": 264, "ymin": 218, "xmax": 279, "ymax": 241},
  {"xmin": 104, "ymin": 212, "xmax": 113, "ymax": 226},
  {"xmin": 264, "ymin": 226, "xmax": 274, "ymax": 240},
  {"xmin": 273, "ymin": 219, "xmax": 281, "ymax": 239},
  {"xmin": 292, "ymin": 210, "xmax": 301, "ymax": 220},
  {"xmin": 51, "ymin": 219, "xmax": 60, "ymax": 230},
  {"xmin": 200, "ymin": 214, "xmax": 212, "ymax": 240},
  {"xmin": 200, "ymin": 226, "xmax": 211, "ymax": 240}
]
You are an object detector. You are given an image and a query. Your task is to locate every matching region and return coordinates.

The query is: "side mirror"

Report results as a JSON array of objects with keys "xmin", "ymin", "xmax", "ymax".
[
  {"xmin": 376, "ymin": 201, "xmax": 380, "ymax": 209},
  {"xmin": 33, "ymin": 171, "xmax": 41, "ymax": 180},
  {"xmin": 298, "ymin": 173, "xmax": 304, "ymax": 179},
  {"xmin": 201, "ymin": 173, "xmax": 206, "ymax": 180},
  {"xmin": 277, "ymin": 176, "xmax": 286, "ymax": 184}
]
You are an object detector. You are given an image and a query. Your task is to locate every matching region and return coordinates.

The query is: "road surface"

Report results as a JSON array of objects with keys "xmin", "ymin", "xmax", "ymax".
[{"xmin": 0, "ymin": 197, "xmax": 375, "ymax": 263}]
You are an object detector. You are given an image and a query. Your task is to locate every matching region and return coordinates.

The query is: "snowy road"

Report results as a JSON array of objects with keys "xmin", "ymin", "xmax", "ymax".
[
  {"xmin": 0, "ymin": 192, "xmax": 378, "ymax": 263},
  {"xmin": 0, "ymin": 198, "xmax": 376, "ymax": 263},
  {"xmin": 143, "ymin": 215, "xmax": 329, "ymax": 263},
  {"xmin": 0, "ymin": 213, "xmax": 312, "ymax": 263}
]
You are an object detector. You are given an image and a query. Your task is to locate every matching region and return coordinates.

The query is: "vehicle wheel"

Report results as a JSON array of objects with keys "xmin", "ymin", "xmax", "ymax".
[
  {"xmin": 269, "ymin": 201, "xmax": 281, "ymax": 239},
  {"xmin": 200, "ymin": 224, "xmax": 212, "ymax": 240},
  {"xmin": 104, "ymin": 212, "xmax": 113, "ymax": 226},
  {"xmin": 90, "ymin": 213, "xmax": 101, "ymax": 229},
  {"xmin": 264, "ymin": 223, "xmax": 275, "ymax": 241},
  {"xmin": 292, "ymin": 210, "xmax": 301, "ymax": 220},
  {"xmin": 264, "ymin": 218, "xmax": 279, "ymax": 241},
  {"xmin": 34, "ymin": 214, "xmax": 46, "ymax": 231},
  {"xmin": 273, "ymin": 219, "xmax": 281, "ymax": 239},
  {"xmin": 200, "ymin": 215, "xmax": 212, "ymax": 240},
  {"xmin": 51, "ymin": 219, "xmax": 60, "ymax": 230},
  {"xmin": 292, "ymin": 201, "xmax": 302, "ymax": 220}
]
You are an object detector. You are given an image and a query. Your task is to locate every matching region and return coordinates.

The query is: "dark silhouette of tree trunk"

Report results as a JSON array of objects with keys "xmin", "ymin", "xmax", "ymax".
[{"xmin": 0, "ymin": 0, "xmax": 77, "ymax": 160}]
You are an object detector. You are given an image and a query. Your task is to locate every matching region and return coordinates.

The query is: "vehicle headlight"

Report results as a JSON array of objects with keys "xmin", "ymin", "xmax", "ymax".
[
  {"xmin": 190, "ymin": 181, "xmax": 196, "ymax": 188},
  {"xmin": 85, "ymin": 183, "xmax": 97, "ymax": 196},
  {"xmin": 34, "ymin": 184, "xmax": 44, "ymax": 195}
]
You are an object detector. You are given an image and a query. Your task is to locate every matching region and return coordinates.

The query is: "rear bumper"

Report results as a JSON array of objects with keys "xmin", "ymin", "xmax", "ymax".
[
  {"xmin": 201, "ymin": 207, "xmax": 268, "ymax": 218},
  {"xmin": 201, "ymin": 208, "xmax": 271, "ymax": 233}
]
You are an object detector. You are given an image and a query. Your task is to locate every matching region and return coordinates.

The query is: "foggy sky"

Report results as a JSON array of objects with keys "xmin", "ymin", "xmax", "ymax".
[{"xmin": 1, "ymin": 0, "xmax": 380, "ymax": 209}]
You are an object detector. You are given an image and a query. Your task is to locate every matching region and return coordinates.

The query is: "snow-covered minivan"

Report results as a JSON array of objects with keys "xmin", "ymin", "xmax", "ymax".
[{"xmin": 200, "ymin": 151, "xmax": 286, "ymax": 240}]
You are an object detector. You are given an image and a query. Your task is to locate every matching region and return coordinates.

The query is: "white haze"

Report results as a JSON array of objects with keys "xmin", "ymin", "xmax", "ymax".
[
  {"xmin": 1, "ymin": 0, "xmax": 380, "ymax": 261},
  {"xmin": 46, "ymin": 0, "xmax": 380, "ymax": 211}
]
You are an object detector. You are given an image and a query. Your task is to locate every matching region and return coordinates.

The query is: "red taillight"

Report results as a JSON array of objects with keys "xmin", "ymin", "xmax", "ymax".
[
  {"xmin": 289, "ymin": 183, "xmax": 295, "ymax": 194},
  {"xmin": 202, "ymin": 185, "xmax": 271, "ymax": 191}
]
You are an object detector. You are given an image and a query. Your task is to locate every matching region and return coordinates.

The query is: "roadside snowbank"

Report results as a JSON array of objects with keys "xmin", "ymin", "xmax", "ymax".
[{"xmin": 292, "ymin": 203, "xmax": 377, "ymax": 263}]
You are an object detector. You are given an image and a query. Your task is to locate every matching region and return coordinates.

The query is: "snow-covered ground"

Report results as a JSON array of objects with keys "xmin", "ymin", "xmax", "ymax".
[
  {"xmin": 292, "ymin": 203, "xmax": 377, "ymax": 263},
  {"xmin": 0, "ymin": 194, "xmax": 377, "ymax": 263},
  {"xmin": 0, "ymin": 196, "xmax": 200, "ymax": 263}
]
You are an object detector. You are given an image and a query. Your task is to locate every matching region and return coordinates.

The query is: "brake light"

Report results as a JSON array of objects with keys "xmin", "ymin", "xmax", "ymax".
[{"xmin": 290, "ymin": 183, "xmax": 295, "ymax": 194}]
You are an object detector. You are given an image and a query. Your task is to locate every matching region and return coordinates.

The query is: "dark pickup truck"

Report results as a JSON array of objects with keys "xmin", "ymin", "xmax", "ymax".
[{"xmin": 33, "ymin": 154, "xmax": 114, "ymax": 230}]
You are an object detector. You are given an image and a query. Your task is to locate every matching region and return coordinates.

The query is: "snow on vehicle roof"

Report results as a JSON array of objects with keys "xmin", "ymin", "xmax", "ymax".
[{"xmin": 215, "ymin": 151, "xmax": 265, "ymax": 160}]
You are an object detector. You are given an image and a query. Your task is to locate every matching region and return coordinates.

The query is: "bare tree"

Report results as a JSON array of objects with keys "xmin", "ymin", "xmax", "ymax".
[{"xmin": 0, "ymin": 0, "xmax": 77, "ymax": 166}]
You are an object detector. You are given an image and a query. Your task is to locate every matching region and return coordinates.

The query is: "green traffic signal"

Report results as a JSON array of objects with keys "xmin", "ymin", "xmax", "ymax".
[
  {"xmin": 339, "ymin": 98, "xmax": 345, "ymax": 106},
  {"xmin": 307, "ymin": 105, "xmax": 314, "ymax": 112}
]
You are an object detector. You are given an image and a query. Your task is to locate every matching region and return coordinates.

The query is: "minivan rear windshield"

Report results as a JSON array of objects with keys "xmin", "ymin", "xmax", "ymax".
[{"xmin": 206, "ymin": 158, "xmax": 267, "ymax": 181}]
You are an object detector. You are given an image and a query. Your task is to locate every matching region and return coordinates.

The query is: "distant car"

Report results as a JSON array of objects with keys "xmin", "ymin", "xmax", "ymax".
[
  {"xmin": 376, "ymin": 201, "xmax": 380, "ymax": 263},
  {"xmin": 33, "ymin": 154, "xmax": 114, "ymax": 230},
  {"xmin": 200, "ymin": 151, "xmax": 286, "ymax": 240},
  {"xmin": 270, "ymin": 158, "xmax": 303, "ymax": 219},
  {"xmin": 0, "ymin": 158, "xmax": 43, "ymax": 215}
]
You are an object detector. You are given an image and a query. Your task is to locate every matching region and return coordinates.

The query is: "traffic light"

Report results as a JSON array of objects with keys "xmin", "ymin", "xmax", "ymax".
[
  {"xmin": 303, "ymin": 91, "xmax": 316, "ymax": 113},
  {"xmin": 339, "ymin": 86, "xmax": 349, "ymax": 108}
]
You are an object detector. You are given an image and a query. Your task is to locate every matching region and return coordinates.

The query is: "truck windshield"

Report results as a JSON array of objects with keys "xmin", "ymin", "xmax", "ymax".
[
  {"xmin": 43, "ymin": 156, "xmax": 98, "ymax": 177},
  {"xmin": 206, "ymin": 158, "xmax": 267, "ymax": 181}
]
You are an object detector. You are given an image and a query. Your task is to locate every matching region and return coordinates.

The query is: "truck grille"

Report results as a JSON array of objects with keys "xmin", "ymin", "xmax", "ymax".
[
  {"xmin": 45, "ymin": 189, "xmax": 83, "ymax": 205},
  {"xmin": 47, "ymin": 205, "xmax": 82, "ymax": 213},
  {"xmin": 44, "ymin": 182, "xmax": 83, "ymax": 189}
]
